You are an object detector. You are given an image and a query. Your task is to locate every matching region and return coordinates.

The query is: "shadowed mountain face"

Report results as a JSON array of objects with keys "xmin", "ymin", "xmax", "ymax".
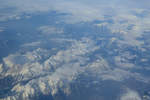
[{"xmin": 0, "ymin": 0, "xmax": 150, "ymax": 100}]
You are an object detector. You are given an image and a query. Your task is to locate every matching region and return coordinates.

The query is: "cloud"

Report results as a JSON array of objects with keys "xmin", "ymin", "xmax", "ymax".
[
  {"xmin": 22, "ymin": 41, "xmax": 41, "ymax": 47},
  {"xmin": 0, "ymin": 30, "xmax": 3, "ymax": 33},
  {"xmin": 0, "ymin": 36, "xmax": 149, "ymax": 100},
  {"xmin": 0, "ymin": 27, "xmax": 4, "ymax": 32},
  {"xmin": 0, "ymin": 64, "xmax": 3, "ymax": 73},
  {"xmin": 0, "ymin": 1, "xmax": 150, "ymax": 99},
  {"xmin": 1, "ymin": 0, "xmax": 149, "ymax": 22},
  {"xmin": 120, "ymin": 88, "xmax": 142, "ymax": 100},
  {"xmin": 101, "ymin": 68, "xmax": 131, "ymax": 81},
  {"xmin": 114, "ymin": 53, "xmax": 136, "ymax": 69},
  {"xmin": 83, "ymin": 54, "xmax": 150, "ymax": 83},
  {"xmin": 0, "ymin": 0, "xmax": 150, "ymax": 47},
  {"xmin": 38, "ymin": 26, "xmax": 64, "ymax": 35}
]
